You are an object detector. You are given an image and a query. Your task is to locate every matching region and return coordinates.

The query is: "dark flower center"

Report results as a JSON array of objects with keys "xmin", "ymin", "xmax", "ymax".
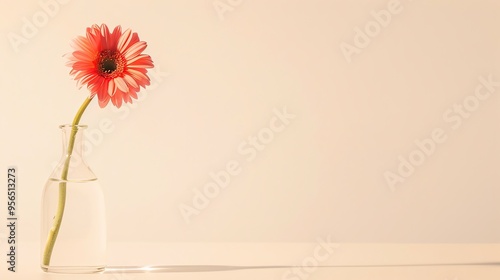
[
  {"xmin": 101, "ymin": 59, "xmax": 117, "ymax": 73},
  {"xmin": 97, "ymin": 50, "xmax": 125, "ymax": 78}
]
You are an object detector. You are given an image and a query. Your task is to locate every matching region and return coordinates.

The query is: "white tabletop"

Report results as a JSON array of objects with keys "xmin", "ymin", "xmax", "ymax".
[
  {"xmin": 2, "ymin": 242, "xmax": 499, "ymax": 279},
  {"xmin": 3, "ymin": 265, "xmax": 500, "ymax": 280}
]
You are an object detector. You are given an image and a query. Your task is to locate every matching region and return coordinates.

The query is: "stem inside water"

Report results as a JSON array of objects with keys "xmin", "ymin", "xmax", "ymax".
[{"xmin": 42, "ymin": 96, "xmax": 94, "ymax": 266}]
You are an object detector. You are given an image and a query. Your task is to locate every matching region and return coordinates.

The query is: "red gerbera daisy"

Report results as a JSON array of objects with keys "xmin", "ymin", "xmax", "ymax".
[{"xmin": 66, "ymin": 24, "xmax": 154, "ymax": 108}]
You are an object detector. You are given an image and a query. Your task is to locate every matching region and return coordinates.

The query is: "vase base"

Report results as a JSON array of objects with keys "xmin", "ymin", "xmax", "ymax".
[{"xmin": 41, "ymin": 265, "xmax": 105, "ymax": 274}]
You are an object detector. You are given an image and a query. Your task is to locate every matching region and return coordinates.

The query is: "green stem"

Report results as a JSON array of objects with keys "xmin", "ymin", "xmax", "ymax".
[{"xmin": 42, "ymin": 96, "xmax": 94, "ymax": 267}]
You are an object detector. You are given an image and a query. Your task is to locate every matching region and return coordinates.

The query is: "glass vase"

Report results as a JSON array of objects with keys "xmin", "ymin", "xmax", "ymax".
[{"xmin": 41, "ymin": 124, "xmax": 106, "ymax": 273}]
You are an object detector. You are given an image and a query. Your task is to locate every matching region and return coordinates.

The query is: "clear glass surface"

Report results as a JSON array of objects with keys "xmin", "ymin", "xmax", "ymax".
[{"xmin": 40, "ymin": 125, "xmax": 106, "ymax": 273}]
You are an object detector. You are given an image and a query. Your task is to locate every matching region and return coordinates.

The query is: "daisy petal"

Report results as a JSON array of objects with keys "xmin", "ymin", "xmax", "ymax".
[
  {"xmin": 107, "ymin": 79, "xmax": 117, "ymax": 96},
  {"xmin": 123, "ymin": 74, "xmax": 139, "ymax": 89},
  {"xmin": 114, "ymin": 76, "xmax": 128, "ymax": 92},
  {"xmin": 117, "ymin": 29, "xmax": 133, "ymax": 53},
  {"xmin": 124, "ymin": 41, "xmax": 147, "ymax": 60}
]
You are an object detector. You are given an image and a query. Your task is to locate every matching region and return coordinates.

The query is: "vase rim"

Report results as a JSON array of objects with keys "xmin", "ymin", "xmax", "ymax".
[{"xmin": 59, "ymin": 124, "xmax": 88, "ymax": 129}]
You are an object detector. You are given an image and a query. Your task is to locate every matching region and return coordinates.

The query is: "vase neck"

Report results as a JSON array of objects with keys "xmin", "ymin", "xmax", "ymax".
[
  {"xmin": 60, "ymin": 124, "xmax": 86, "ymax": 158},
  {"xmin": 50, "ymin": 124, "xmax": 96, "ymax": 181}
]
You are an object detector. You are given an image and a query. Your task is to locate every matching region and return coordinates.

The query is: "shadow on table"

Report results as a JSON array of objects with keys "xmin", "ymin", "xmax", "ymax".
[{"xmin": 104, "ymin": 263, "xmax": 500, "ymax": 273}]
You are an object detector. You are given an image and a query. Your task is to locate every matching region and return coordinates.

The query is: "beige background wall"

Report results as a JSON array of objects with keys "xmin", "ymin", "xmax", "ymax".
[{"xmin": 0, "ymin": 0, "xmax": 499, "ymax": 245}]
